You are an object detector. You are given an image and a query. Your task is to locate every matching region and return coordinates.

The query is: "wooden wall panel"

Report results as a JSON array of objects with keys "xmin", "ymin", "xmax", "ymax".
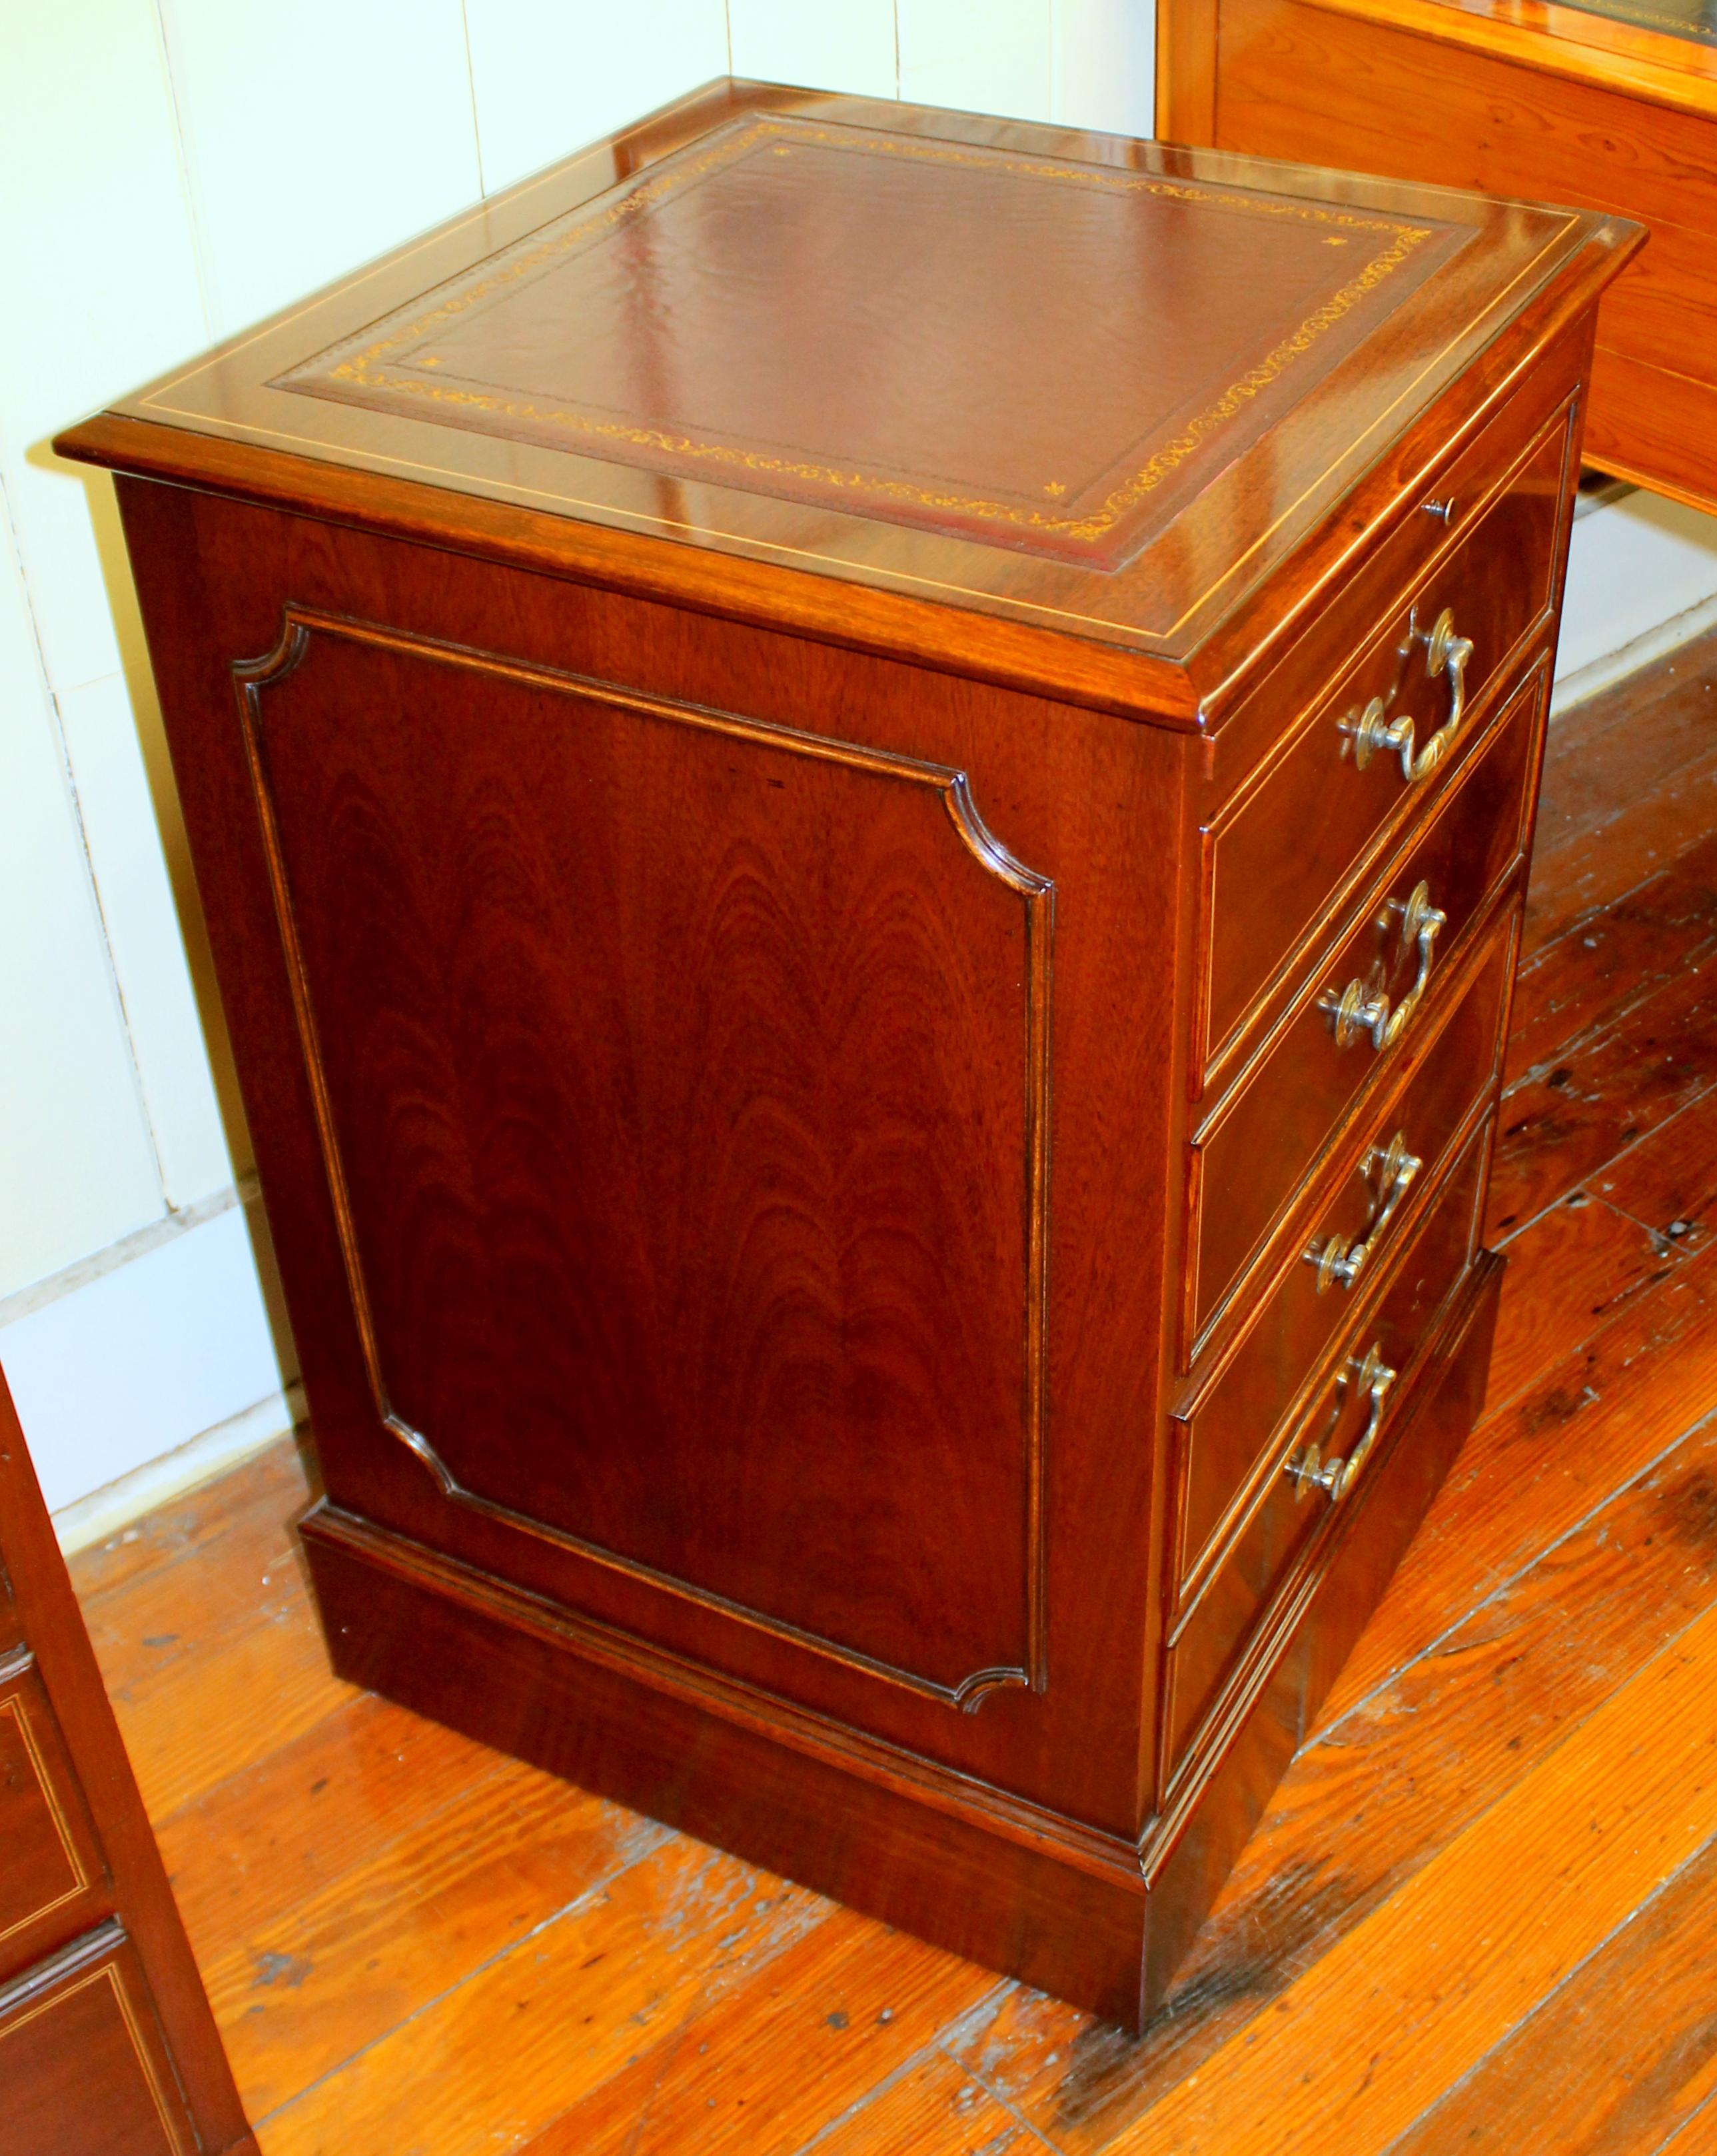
[{"xmin": 1205, "ymin": 0, "xmax": 1717, "ymax": 508}]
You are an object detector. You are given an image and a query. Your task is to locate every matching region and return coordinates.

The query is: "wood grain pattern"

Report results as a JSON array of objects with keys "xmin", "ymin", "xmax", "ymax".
[
  {"xmin": 509, "ymin": 1914, "xmax": 997, "ymax": 2156},
  {"xmin": 1483, "ymin": 1186, "xmax": 1680, "ymax": 1411},
  {"xmin": 1387, "ymin": 1826, "xmax": 1717, "ymax": 2154},
  {"xmin": 1105, "ymin": 1597, "xmax": 1717, "ymax": 2154},
  {"xmin": 1190, "ymin": 666, "xmax": 1538, "ymax": 1347},
  {"xmin": 1599, "ymin": 1083, "xmax": 1717, "ymax": 1252},
  {"xmin": 1326, "ymin": 1231, "xmax": 1717, "ymax": 1713},
  {"xmin": 1488, "ymin": 951, "xmax": 1717, "ymax": 1236},
  {"xmin": 1, "ymin": 1932, "xmax": 196, "ymax": 2156},
  {"xmin": 1525, "ymin": 742, "xmax": 1717, "ymax": 960},
  {"xmin": 1504, "ymin": 867, "xmax": 1717, "ymax": 1087},
  {"xmin": 1199, "ymin": 0, "xmax": 1717, "ymax": 509},
  {"xmin": 63, "ymin": 623, "xmax": 1717, "ymax": 2153},
  {"xmin": 239, "ymin": 610, "xmax": 1051, "ymax": 1710},
  {"xmin": 1201, "ymin": 408, "xmax": 1566, "ymax": 1074},
  {"xmin": 1031, "ymin": 1391, "xmax": 1717, "ymax": 2150},
  {"xmin": 255, "ymin": 1838, "xmax": 834, "ymax": 2156},
  {"xmin": 66, "ymin": 77, "xmax": 1624, "ymax": 2038}
]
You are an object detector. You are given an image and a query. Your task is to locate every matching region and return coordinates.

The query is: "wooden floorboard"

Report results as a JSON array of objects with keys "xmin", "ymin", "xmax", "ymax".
[{"xmin": 69, "ymin": 626, "xmax": 1717, "ymax": 2153}]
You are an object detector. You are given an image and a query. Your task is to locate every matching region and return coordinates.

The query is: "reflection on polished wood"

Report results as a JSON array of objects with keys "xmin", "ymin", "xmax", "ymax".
[
  {"xmin": 77, "ymin": 624, "xmax": 1717, "ymax": 2151},
  {"xmin": 275, "ymin": 112, "xmax": 1464, "ymax": 568},
  {"xmin": 57, "ymin": 81, "xmax": 1634, "ymax": 2027},
  {"xmin": 1157, "ymin": 0, "xmax": 1717, "ymax": 512}
]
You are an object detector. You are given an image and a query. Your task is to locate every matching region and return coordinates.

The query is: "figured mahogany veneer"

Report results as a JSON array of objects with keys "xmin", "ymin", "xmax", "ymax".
[
  {"xmin": 0, "ymin": 1369, "xmax": 256, "ymax": 2152},
  {"xmin": 1189, "ymin": 660, "xmax": 1544, "ymax": 1352},
  {"xmin": 1176, "ymin": 920, "xmax": 1515, "ymax": 1598},
  {"xmin": 57, "ymin": 82, "xmax": 1635, "ymax": 2029}
]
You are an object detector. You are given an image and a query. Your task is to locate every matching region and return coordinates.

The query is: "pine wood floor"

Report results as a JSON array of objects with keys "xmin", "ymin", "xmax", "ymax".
[{"xmin": 71, "ymin": 630, "xmax": 1717, "ymax": 2156}]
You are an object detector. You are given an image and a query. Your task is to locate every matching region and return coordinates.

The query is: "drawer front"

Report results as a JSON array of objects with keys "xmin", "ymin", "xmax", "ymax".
[
  {"xmin": 0, "ymin": 1929, "xmax": 198, "ymax": 2156},
  {"xmin": 1177, "ymin": 919, "xmax": 1514, "ymax": 1600},
  {"xmin": 0, "ymin": 1657, "xmax": 110, "ymax": 1986},
  {"xmin": 1165, "ymin": 1115, "xmax": 1490, "ymax": 1782},
  {"xmin": 1202, "ymin": 408, "xmax": 1567, "ymax": 1078},
  {"xmin": 1188, "ymin": 655, "xmax": 1542, "ymax": 1356}
]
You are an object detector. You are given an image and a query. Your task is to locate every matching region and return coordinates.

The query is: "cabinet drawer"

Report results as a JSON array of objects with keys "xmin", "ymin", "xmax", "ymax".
[
  {"xmin": 1201, "ymin": 409, "xmax": 1566, "ymax": 1079},
  {"xmin": 1188, "ymin": 656, "xmax": 1542, "ymax": 1356},
  {"xmin": 1176, "ymin": 920, "xmax": 1513, "ymax": 1600},
  {"xmin": 0, "ymin": 1927, "xmax": 198, "ymax": 2155},
  {"xmin": 0, "ymin": 1656, "xmax": 110, "ymax": 1986},
  {"xmin": 1165, "ymin": 1115, "xmax": 1490, "ymax": 1781}
]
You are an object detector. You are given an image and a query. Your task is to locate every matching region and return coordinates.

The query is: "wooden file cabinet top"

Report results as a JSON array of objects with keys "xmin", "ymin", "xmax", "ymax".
[
  {"xmin": 62, "ymin": 80, "xmax": 1632, "ymax": 720},
  {"xmin": 58, "ymin": 83, "xmax": 1636, "ymax": 2029}
]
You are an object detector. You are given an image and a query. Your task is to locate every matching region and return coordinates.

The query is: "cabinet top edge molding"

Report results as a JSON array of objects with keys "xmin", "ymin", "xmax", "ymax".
[{"xmin": 56, "ymin": 77, "xmax": 1638, "ymax": 721}]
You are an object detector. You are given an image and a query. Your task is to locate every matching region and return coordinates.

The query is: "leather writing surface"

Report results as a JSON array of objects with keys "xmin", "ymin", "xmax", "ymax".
[{"xmin": 277, "ymin": 115, "xmax": 1465, "ymax": 566}]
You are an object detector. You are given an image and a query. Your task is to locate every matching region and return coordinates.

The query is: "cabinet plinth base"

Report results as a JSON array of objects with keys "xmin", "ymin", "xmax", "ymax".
[{"xmin": 298, "ymin": 1255, "xmax": 1500, "ymax": 2033}]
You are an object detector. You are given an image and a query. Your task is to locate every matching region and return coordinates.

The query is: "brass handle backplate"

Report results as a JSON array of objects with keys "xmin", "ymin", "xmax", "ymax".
[
  {"xmin": 1284, "ymin": 1344, "xmax": 1398, "ymax": 1505},
  {"xmin": 1304, "ymin": 1130, "xmax": 1423, "ymax": 1294},
  {"xmin": 1319, "ymin": 880, "xmax": 1446, "ymax": 1054},
  {"xmin": 1339, "ymin": 607, "xmax": 1475, "ymax": 788}
]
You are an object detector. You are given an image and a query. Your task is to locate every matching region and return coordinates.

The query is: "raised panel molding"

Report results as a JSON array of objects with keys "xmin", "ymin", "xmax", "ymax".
[{"xmin": 233, "ymin": 610, "xmax": 1054, "ymax": 1711}]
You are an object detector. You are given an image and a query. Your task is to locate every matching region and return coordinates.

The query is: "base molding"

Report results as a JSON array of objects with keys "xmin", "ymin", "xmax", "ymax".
[
  {"xmin": 298, "ymin": 1253, "xmax": 1500, "ymax": 2032},
  {"xmin": 300, "ymin": 1502, "xmax": 1152, "ymax": 2024}
]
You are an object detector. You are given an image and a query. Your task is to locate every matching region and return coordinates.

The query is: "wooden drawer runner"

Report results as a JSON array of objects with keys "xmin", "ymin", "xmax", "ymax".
[
  {"xmin": 1188, "ymin": 656, "xmax": 1542, "ymax": 1355},
  {"xmin": 0, "ymin": 1655, "xmax": 109, "ymax": 1987},
  {"xmin": 1177, "ymin": 919, "xmax": 1514, "ymax": 1600},
  {"xmin": 0, "ymin": 1927, "xmax": 199, "ymax": 2155},
  {"xmin": 1165, "ymin": 1112, "xmax": 1491, "ymax": 1781},
  {"xmin": 1202, "ymin": 409, "xmax": 1566, "ymax": 1078}
]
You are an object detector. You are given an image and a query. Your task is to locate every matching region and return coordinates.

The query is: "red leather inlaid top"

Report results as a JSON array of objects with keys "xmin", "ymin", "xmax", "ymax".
[{"xmin": 276, "ymin": 115, "xmax": 1464, "ymax": 567}]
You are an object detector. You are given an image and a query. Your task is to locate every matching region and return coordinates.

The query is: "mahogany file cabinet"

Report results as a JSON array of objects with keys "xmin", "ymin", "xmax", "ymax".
[
  {"xmin": 0, "ymin": 1365, "xmax": 256, "ymax": 2153},
  {"xmin": 60, "ymin": 82, "xmax": 1639, "ymax": 2029}
]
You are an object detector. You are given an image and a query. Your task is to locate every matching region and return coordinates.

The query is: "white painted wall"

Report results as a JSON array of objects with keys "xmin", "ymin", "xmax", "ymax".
[
  {"xmin": 0, "ymin": 0, "xmax": 1157, "ymax": 1520},
  {"xmin": 1556, "ymin": 490, "xmax": 1717, "ymax": 706},
  {"xmin": 0, "ymin": 0, "xmax": 1708, "ymax": 1524}
]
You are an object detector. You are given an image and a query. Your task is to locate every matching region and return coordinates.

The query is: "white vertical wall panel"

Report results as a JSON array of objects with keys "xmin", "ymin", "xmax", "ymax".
[
  {"xmin": 0, "ymin": 0, "xmax": 207, "ymax": 696},
  {"xmin": 0, "ymin": 0, "xmax": 238, "ymax": 1252},
  {"xmin": 156, "ymin": 0, "xmax": 482, "ymax": 337},
  {"xmin": 1052, "ymin": 0, "xmax": 1157, "ymax": 137},
  {"xmin": 54, "ymin": 667, "xmax": 233, "ymax": 1207},
  {"xmin": 0, "ymin": 497, "xmax": 163, "ymax": 1297},
  {"xmin": 897, "ymin": 0, "xmax": 1051, "ymax": 121},
  {"xmin": 728, "ymin": 0, "xmax": 899, "ymax": 97},
  {"xmin": 466, "ymin": 0, "xmax": 730, "ymax": 195},
  {"xmin": 1557, "ymin": 493, "xmax": 1717, "ymax": 684},
  {"xmin": 3, "ymin": 1202, "xmax": 286, "ymax": 1514}
]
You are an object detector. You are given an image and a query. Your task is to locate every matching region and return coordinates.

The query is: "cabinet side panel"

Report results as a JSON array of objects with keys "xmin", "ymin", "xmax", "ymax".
[
  {"xmin": 238, "ymin": 610, "xmax": 1049, "ymax": 1703},
  {"xmin": 115, "ymin": 478, "xmax": 1187, "ymax": 1835}
]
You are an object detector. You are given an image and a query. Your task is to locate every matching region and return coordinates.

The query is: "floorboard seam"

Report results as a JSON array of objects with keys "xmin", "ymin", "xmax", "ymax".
[
  {"xmin": 243, "ymin": 1820, "xmax": 679, "ymax": 2133},
  {"xmin": 1369, "ymin": 1817, "xmax": 1717, "ymax": 2156},
  {"xmin": 1305, "ymin": 1395, "xmax": 1717, "ymax": 1751}
]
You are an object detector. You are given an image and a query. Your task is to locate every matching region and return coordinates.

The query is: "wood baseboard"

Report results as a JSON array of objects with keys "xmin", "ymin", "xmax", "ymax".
[
  {"xmin": 296, "ymin": 1254, "xmax": 1501, "ymax": 2033},
  {"xmin": 298, "ymin": 1504, "xmax": 1154, "ymax": 2025}
]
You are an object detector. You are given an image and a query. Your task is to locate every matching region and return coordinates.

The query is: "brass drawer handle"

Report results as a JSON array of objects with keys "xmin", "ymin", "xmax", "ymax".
[
  {"xmin": 1320, "ymin": 881, "xmax": 1446, "ymax": 1054},
  {"xmin": 1340, "ymin": 608, "xmax": 1475, "ymax": 787},
  {"xmin": 1304, "ymin": 1131, "xmax": 1422, "ymax": 1293},
  {"xmin": 1283, "ymin": 1344, "xmax": 1398, "ymax": 1504}
]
